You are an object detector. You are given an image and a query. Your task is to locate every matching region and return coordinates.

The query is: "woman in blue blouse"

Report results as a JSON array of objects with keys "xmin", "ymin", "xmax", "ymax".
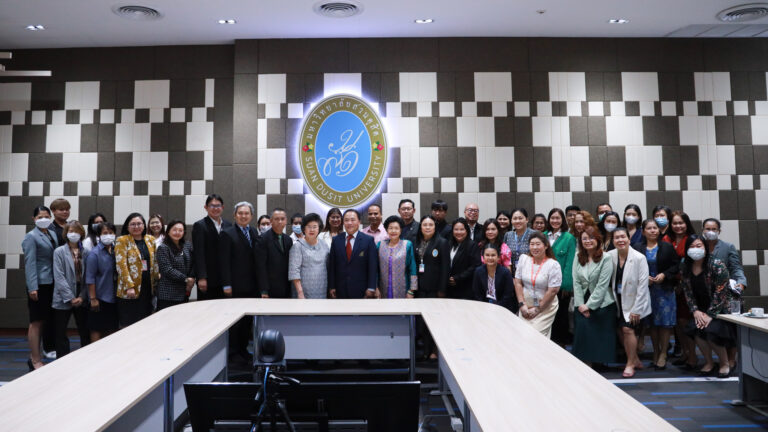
[
  {"xmin": 503, "ymin": 208, "xmax": 537, "ymax": 273},
  {"xmin": 85, "ymin": 222, "xmax": 119, "ymax": 342},
  {"xmin": 622, "ymin": 204, "xmax": 644, "ymax": 247},
  {"xmin": 632, "ymin": 218, "xmax": 679, "ymax": 370}
]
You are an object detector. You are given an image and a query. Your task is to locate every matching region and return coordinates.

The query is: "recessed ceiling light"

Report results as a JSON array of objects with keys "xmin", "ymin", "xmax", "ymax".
[
  {"xmin": 25, "ymin": 25, "xmax": 45, "ymax": 31},
  {"xmin": 218, "ymin": 19, "xmax": 236, "ymax": 24},
  {"xmin": 608, "ymin": 19, "xmax": 629, "ymax": 24},
  {"xmin": 414, "ymin": 18, "xmax": 434, "ymax": 24}
]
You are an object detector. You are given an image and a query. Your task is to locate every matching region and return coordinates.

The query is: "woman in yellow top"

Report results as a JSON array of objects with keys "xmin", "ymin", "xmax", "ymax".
[{"xmin": 115, "ymin": 212, "xmax": 159, "ymax": 327}]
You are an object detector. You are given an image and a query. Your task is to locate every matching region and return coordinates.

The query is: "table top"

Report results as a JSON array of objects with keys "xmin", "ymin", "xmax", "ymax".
[
  {"xmin": 0, "ymin": 299, "xmax": 675, "ymax": 431},
  {"xmin": 719, "ymin": 313, "xmax": 768, "ymax": 332}
]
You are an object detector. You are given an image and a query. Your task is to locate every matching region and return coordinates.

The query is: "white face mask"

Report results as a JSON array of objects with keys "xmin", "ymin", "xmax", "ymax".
[
  {"xmin": 66, "ymin": 232, "xmax": 81, "ymax": 243},
  {"xmin": 292, "ymin": 225, "xmax": 302, "ymax": 235},
  {"xmin": 604, "ymin": 223, "xmax": 617, "ymax": 232},
  {"xmin": 687, "ymin": 247, "xmax": 706, "ymax": 261},
  {"xmin": 35, "ymin": 218, "xmax": 51, "ymax": 229},
  {"xmin": 702, "ymin": 230, "xmax": 719, "ymax": 241},
  {"xmin": 624, "ymin": 216, "xmax": 639, "ymax": 225},
  {"xmin": 100, "ymin": 234, "xmax": 116, "ymax": 246},
  {"xmin": 259, "ymin": 225, "xmax": 271, "ymax": 234}
]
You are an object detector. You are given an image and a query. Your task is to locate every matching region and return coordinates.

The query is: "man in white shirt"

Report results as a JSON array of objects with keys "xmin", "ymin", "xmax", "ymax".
[{"xmin": 362, "ymin": 204, "xmax": 388, "ymax": 244}]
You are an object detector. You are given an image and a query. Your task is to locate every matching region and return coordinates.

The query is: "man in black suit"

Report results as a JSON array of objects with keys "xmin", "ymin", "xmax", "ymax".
[
  {"xmin": 218, "ymin": 201, "xmax": 260, "ymax": 361},
  {"xmin": 398, "ymin": 199, "xmax": 420, "ymax": 243},
  {"xmin": 463, "ymin": 203, "xmax": 484, "ymax": 242},
  {"xmin": 328, "ymin": 209, "xmax": 378, "ymax": 299},
  {"xmin": 256, "ymin": 208, "xmax": 293, "ymax": 298},
  {"xmin": 192, "ymin": 194, "xmax": 232, "ymax": 300}
]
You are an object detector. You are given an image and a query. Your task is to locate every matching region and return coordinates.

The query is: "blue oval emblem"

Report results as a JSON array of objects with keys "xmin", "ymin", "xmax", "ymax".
[{"xmin": 299, "ymin": 95, "xmax": 387, "ymax": 208}]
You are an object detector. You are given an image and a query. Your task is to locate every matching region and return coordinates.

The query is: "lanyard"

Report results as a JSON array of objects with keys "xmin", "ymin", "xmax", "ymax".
[{"xmin": 530, "ymin": 257, "xmax": 548, "ymax": 296}]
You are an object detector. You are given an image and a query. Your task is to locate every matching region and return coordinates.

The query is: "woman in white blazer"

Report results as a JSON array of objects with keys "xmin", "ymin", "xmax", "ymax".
[{"xmin": 609, "ymin": 228, "xmax": 651, "ymax": 378}]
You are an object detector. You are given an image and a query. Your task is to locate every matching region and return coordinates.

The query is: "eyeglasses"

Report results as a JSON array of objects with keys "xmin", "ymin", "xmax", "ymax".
[
  {"xmin": 465, "ymin": 209, "xmax": 479, "ymax": 214},
  {"xmin": 129, "ymin": 223, "xmax": 144, "ymax": 228},
  {"xmin": 207, "ymin": 204, "xmax": 223, "ymax": 209}
]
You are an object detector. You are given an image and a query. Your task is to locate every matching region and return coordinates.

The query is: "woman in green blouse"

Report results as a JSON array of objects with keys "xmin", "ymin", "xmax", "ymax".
[
  {"xmin": 572, "ymin": 226, "xmax": 617, "ymax": 366},
  {"xmin": 546, "ymin": 208, "xmax": 577, "ymax": 347}
]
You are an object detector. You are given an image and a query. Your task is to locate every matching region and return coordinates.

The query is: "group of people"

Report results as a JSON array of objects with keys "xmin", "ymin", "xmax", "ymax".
[{"xmin": 22, "ymin": 196, "xmax": 747, "ymax": 376}]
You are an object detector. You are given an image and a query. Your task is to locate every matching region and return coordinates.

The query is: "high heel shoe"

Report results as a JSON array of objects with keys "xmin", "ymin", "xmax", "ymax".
[{"xmin": 27, "ymin": 359, "xmax": 34, "ymax": 371}]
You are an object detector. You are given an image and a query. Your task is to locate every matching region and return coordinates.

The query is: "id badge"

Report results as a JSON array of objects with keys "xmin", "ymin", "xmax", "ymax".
[
  {"xmin": 616, "ymin": 283, "xmax": 622, "ymax": 295},
  {"xmin": 419, "ymin": 263, "xmax": 425, "ymax": 273},
  {"xmin": 142, "ymin": 259, "xmax": 148, "ymax": 271}
]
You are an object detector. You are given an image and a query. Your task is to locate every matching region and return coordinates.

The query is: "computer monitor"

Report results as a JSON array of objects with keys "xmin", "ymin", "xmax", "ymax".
[{"xmin": 184, "ymin": 381, "xmax": 420, "ymax": 432}]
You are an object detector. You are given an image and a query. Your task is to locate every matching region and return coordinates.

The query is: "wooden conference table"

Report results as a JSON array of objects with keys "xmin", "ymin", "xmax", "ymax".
[{"xmin": 0, "ymin": 299, "xmax": 675, "ymax": 431}]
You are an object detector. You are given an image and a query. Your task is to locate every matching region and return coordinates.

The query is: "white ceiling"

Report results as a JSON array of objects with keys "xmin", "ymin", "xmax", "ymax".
[{"xmin": 0, "ymin": 0, "xmax": 767, "ymax": 49}]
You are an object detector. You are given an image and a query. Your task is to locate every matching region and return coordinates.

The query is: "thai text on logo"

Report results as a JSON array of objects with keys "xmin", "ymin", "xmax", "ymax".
[{"xmin": 299, "ymin": 95, "xmax": 388, "ymax": 207}]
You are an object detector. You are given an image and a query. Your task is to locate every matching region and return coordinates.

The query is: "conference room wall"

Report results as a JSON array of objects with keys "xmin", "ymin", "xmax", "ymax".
[
  {"xmin": 0, "ymin": 38, "xmax": 767, "ymax": 327},
  {"xmin": 0, "ymin": 45, "xmax": 235, "ymax": 326},
  {"xmin": 231, "ymin": 38, "xmax": 768, "ymax": 306}
]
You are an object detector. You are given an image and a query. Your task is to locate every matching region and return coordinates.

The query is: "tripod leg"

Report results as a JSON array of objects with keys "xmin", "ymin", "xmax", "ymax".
[
  {"xmin": 251, "ymin": 400, "xmax": 269, "ymax": 432},
  {"xmin": 276, "ymin": 400, "xmax": 296, "ymax": 432}
]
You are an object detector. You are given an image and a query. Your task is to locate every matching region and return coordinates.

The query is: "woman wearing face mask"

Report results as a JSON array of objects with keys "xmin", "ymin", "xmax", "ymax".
[
  {"xmin": 598, "ymin": 211, "xmax": 621, "ymax": 252},
  {"xmin": 52, "ymin": 221, "xmax": 90, "ymax": 357},
  {"xmin": 318, "ymin": 208, "xmax": 343, "ymax": 249},
  {"xmin": 147, "ymin": 214, "xmax": 165, "ymax": 247},
  {"xmin": 473, "ymin": 244, "xmax": 515, "ymax": 312},
  {"xmin": 82, "ymin": 213, "xmax": 107, "ymax": 252},
  {"xmin": 572, "ymin": 227, "xmax": 616, "ymax": 366},
  {"xmin": 546, "ymin": 208, "xmax": 577, "ymax": 347},
  {"xmin": 622, "ymin": 204, "xmax": 643, "ymax": 247},
  {"xmin": 633, "ymin": 219, "xmax": 679, "ymax": 370},
  {"xmin": 22, "ymin": 206, "xmax": 58, "ymax": 370},
  {"xmin": 289, "ymin": 213, "xmax": 330, "ymax": 299},
  {"xmin": 702, "ymin": 218, "xmax": 747, "ymax": 295},
  {"xmin": 702, "ymin": 218, "xmax": 746, "ymax": 372},
  {"xmin": 375, "ymin": 216, "xmax": 418, "ymax": 299},
  {"xmin": 447, "ymin": 218, "xmax": 481, "ymax": 300},
  {"xmin": 663, "ymin": 211, "xmax": 697, "ymax": 367},
  {"xmin": 289, "ymin": 213, "xmax": 304, "ymax": 242},
  {"xmin": 496, "ymin": 210, "xmax": 512, "ymax": 238},
  {"xmin": 503, "ymin": 208, "xmax": 537, "ymax": 272},
  {"xmin": 85, "ymin": 222, "xmax": 119, "ymax": 342},
  {"xmin": 608, "ymin": 228, "xmax": 651, "ymax": 378},
  {"xmin": 651, "ymin": 205, "xmax": 673, "ymax": 242},
  {"xmin": 416, "ymin": 215, "xmax": 450, "ymax": 360},
  {"xmin": 115, "ymin": 213, "xmax": 159, "ymax": 327},
  {"xmin": 156, "ymin": 220, "xmax": 195, "ymax": 311},
  {"xmin": 256, "ymin": 215, "xmax": 271, "ymax": 235},
  {"xmin": 681, "ymin": 236, "xmax": 734, "ymax": 378},
  {"xmin": 514, "ymin": 232, "xmax": 562, "ymax": 338},
  {"xmin": 477, "ymin": 219, "xmax": 512, "ymax": 273}
]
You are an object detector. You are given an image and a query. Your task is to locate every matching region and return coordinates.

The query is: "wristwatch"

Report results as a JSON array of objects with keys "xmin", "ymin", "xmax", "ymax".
[{"xmin": 518, "ymin": 302, "xmax": 525, "ymax": 308}]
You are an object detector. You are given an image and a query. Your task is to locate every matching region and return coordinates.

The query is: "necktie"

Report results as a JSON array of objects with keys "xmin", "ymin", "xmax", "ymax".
[
  {"xmin": 277, "ymin": 234, "xmax": 284, "ymax": 252},
  {"xmin": 242, "ymin": 227, "xmax": 251, "ymax": 247},
  {"xmin": 346, "ymin": 235, "xmax": 353, "ymax": 261}
]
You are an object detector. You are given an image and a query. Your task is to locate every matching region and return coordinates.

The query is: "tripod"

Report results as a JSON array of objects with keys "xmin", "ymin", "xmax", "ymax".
[{"xmin": 250, "ymin": 368, "xmax": 301, "ymax": 432}]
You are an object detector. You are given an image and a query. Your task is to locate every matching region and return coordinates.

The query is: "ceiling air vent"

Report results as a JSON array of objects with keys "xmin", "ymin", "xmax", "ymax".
[
  {"xmin": 717, "ymin": 3, "xmax": 768, "ymax": 22},
  {"xmin": 313, "ymin": 1, "xmax": 363, "ymax": 18},
  {"xmin": 112, "ymin": 5, "xmax": 163, "ymax": 21}
]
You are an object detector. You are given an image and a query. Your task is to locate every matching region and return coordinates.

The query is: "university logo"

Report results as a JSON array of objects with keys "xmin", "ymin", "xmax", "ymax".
[{"xmin": 299, "ymin": 94, "xmax": 388, "ymax": 208}]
